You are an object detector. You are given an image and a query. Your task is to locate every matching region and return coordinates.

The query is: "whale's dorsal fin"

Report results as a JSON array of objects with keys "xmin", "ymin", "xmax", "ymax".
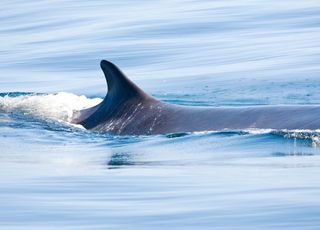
[
  {"xmin": 74, "ymin": 60, "xmax": 161, "ymax": 131},
  {"xmin": 73, "ymin": 60, "xmax": 152, "ymax": 126},
  {"xmin": 100, "ymin": 60, "xmax": 149, "ymax": 101}
]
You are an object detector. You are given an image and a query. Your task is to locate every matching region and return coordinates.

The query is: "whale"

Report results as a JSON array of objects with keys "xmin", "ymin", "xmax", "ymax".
[{"xmin": 71, "ymin": 60, "xmax": 320, "ymax": 135}]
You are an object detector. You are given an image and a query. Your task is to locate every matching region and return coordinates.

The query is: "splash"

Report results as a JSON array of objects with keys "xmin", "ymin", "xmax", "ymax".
[{"xmin": 0, "ymin": 92, "xmax": 102, "ymax": 123}]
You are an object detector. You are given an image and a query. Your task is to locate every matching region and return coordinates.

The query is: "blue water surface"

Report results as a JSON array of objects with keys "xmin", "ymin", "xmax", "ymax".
[{"xmin": 1, "ymin": 1, "xmax": 320, "ymax": 229}]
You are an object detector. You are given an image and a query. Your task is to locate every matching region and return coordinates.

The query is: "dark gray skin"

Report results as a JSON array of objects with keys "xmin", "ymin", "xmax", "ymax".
[{"xmin": 72, "ymin": 60, "xmax": 320, "ymax": 135}]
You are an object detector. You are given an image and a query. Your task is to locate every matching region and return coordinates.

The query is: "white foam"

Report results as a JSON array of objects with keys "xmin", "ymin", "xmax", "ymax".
[
  {"xmin": 0, "ymin": 92, "xmax": 102, "ymax": 123},
  {"xmin": 245, "ymin": 128, "xmax": 274, "ymax": 135},
  {"xmin": 191, "ymin": 129, "xmax": 274, "ymax": 135}
]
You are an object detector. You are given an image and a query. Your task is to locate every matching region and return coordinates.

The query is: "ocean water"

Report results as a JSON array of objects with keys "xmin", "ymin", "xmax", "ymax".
[{"xmin": 1, "ymin": 0, "xmax": 320, "ymax": 229}]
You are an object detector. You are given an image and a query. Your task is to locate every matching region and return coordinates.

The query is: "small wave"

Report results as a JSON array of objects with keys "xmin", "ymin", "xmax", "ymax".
[
  {"xmin": 0, "ymin": 92, "xmax": 102, "ymax": 123},
  {"xmin": 246, "ymin": 129, "xmax": 320, "ymax": 147},
  {"xmin": 273, "ymin": 130, "xmax": 320, "ymax": 147},
  {"xmin": 242, "ymin": 128, "xmax": 320, "ymax": 146},
  {"xmin": 164, "ymin": 129, "xmax": 320, "ymax": 148}
]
